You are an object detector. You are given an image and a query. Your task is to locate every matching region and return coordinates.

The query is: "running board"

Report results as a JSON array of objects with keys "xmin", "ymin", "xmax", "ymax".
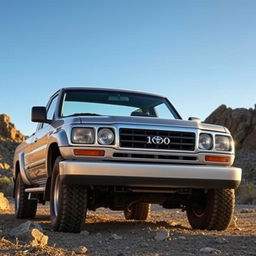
[{"xmin": 25, "ymin": 187, "xmax": 45, "ymax": 193}]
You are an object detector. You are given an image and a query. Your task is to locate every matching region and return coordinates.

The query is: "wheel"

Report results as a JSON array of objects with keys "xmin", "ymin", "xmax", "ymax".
[
  {"xmin": 15, "ymin": 172, "xmax": 37, "ymax": 219},
  {"xmin": 50, "ymin": 157, "xmax": 88, "ymax": 233},
  {"xmin": 186, "ymin": 189, "xmax": 235, "ymax": 231},
  {"xmin": 124, "ymin": 203, "xmax": 151, "ymax": 220}
]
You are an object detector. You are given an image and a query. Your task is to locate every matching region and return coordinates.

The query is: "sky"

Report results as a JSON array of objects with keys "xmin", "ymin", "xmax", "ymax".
[{"xmin": 0, "ymin": 0, "xmax": 255, "ymax": 135}]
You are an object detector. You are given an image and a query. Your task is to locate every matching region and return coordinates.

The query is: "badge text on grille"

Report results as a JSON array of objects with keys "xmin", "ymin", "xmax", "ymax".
[{"xmin": 146, "ymin": 136, "xmax": 171, "ymax": 145}]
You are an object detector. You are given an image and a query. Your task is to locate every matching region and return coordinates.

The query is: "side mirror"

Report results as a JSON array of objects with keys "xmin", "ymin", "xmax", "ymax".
[
  {"xmin": 31, "ymin": 106, "xmax": 49, "ymax": 123},
  {"xmin": 188, "ymin": 117, "xmax": 201, "ymax": 122}
]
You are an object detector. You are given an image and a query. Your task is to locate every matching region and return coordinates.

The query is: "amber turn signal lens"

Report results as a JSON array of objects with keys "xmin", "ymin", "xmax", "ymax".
[
  {"xmin": 74, "ymin": 149, "xmax": 105, "ymax": 156},
  {"xmin": 205, "ymin": 156, "xmax": 230, "ymax": 163}
]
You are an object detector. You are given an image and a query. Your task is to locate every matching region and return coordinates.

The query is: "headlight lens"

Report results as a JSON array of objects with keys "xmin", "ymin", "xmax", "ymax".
[
  {"xmin": 215, "ymin": 135, "xmax": 232, "ymax": 151},
  {"xmin": 72, "ymin": 128, "xmax": 95, "ymax": 144},
  {"xmin": 199, "ymin": 133, "xmax": 213, "ymax": 150},
  {"xmin": 98, "ymin": 128, "xmax": 115, "ymax": 145}
]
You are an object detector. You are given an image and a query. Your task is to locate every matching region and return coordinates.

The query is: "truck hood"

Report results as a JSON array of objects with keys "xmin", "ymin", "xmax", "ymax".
[{"xmin": 78, "ymin": 116, "xmax": 227, "ymax": 133}]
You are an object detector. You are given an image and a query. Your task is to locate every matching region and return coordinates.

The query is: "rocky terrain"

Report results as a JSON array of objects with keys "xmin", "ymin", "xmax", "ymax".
[{"xmin": 0, "ymin": 198, "xmax": 256, "ymax": 256}]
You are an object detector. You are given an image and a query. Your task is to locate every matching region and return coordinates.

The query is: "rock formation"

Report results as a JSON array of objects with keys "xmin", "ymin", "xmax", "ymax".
[
  {"xmin": 205, "ymin": 104, "xmax": 256, "ymax": 150},
  {"xmin": 205, "ymin": 105, "xmax": 256, "ymax": 183},
  {"xmin": 0, "ymin": 114, "xmax": 25, "ymax": 143},
  {"xmin": 0, "ymin": 114, "xmax": 25, "ymax": 173}
]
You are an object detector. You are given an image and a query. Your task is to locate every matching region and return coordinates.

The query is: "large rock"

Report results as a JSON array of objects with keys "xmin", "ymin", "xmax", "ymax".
[
  {"xmin": 8, "ymin": 221, "xmax": 48, "ymax": 247},
  {"xmin": 0, "ymin": 192, "xmax": 10, "ymax": 211},
  {"xmin": 30, "ymin": 228, "xmax": 49, "ymax": 247},
  {"xmin": 0, "ymin": 114, "xmax": 25, "ymax": 143}
]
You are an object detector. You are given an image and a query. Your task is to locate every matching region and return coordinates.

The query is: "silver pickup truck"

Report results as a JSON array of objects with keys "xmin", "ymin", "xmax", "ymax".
[{"xmin": 13, "ymin": 87, "xmax": 242, "ymax": 233}]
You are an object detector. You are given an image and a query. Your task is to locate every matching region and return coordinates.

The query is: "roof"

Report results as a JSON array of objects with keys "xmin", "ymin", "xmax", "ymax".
[{"xmin": 57, "ymin": 87, "xmax": 166, "ymax": 98}]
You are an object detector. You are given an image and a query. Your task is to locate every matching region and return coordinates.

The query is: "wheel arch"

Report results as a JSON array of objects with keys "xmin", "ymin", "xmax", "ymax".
[
  {"xmin": 45, "ymin": 142, "xmax": 62, "ymax": 201},
  {"xmin": 13, "ymin": 160, "xmax": 20, "ymax": 181},
  {"xmin": 12, "ymin": 161, "xmax": 20, "ymax": 198}
]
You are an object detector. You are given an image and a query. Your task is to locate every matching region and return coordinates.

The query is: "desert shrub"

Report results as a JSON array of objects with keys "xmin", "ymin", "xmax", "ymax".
[
  {"xmin": 0, "ymin": 175, "xmax": 13, "ymax": 196},
  {"xmin": 238, "ymin": 182, "xmax": 256, "ymax": 204}
]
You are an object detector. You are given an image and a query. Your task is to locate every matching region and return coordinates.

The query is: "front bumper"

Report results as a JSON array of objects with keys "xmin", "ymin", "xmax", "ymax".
[{"xmin": 59, "ymin": 161, "xmax": 242, "ymax": 189}]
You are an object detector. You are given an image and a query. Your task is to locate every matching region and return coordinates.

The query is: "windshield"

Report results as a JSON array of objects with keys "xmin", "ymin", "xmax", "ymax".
[{"xmin": 60, "ymin": 90, "xmax": 179, "ymax": 119}]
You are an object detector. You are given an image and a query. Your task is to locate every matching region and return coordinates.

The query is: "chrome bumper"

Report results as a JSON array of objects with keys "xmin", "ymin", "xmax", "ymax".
[{"xmin": 59, "ymin": 161, "xmax": 242, "ymax": 189}]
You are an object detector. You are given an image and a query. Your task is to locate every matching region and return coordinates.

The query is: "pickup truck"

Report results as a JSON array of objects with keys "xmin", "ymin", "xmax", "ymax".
[{"xmin": 13, "ymin": 87, "xmax": 242, "ymax": 233}]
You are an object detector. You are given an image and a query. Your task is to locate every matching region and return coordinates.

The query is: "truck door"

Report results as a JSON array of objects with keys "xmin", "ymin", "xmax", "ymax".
[{"xmin": 26, "ymin": 95, "xmax": 59, "ymax": 185}]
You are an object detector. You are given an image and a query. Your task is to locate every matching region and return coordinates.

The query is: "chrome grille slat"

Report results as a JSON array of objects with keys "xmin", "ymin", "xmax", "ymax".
[{"xmin": 119, "ymin": 128, "xmax": 196, "ymax": 151}]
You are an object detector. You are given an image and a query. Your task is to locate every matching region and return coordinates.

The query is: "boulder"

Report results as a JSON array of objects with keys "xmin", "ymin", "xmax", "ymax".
[
  {"xmin": 30, "ymin": 228, "xmax": 49, "ymax": 247},
  {"xmin": 8, "ymin": 221, "xmax": 48, "ymax": 247}
]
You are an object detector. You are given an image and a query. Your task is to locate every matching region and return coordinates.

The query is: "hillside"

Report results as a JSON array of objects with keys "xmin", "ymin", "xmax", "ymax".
[
  {"xmin": 205, "ymin": 105, "xmax": 256, "ymax": 184},
  {"xmin": 0, "ymin": 114, "xmax": 25, "ymax": 176}
]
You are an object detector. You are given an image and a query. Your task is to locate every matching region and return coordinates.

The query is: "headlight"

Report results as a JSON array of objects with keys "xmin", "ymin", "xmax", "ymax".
[
  {"xmin": 199, "ymin": 133, "xmax": 213, "ymax": 150},
  {"xmin": 98, "ymin": 128, "xmax": 115, "ymax": 145},
  {"xmin": 71, "ymin": 128, "xmax": 95, "ymax": 144},
  {"xmin": 215, "ymin": 135, "xmax": 232, "ymax": 151}
]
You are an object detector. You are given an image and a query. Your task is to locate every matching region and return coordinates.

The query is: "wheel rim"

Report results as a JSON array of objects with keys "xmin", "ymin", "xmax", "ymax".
[
  {"xmin": 126, "ymin": 203, "xmax": 134, "ymax": 214},
  {"xmin": 191, "ymin": 207, "xmax": 206, "ymax": 217},
  {"xmin": 53, "ymin": 175, "xmax": 61, "ymax": 217},
  {"xmin": 15, "ymin": 181, "xmax": 20, "ymax": 212},
  {"xmin": 126, "ymin": 206, "xmax": 132, "ymax": 214}
]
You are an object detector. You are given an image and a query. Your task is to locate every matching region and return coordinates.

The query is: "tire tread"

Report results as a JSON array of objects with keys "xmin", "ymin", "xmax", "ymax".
[{"xmin": 15, "ymin": 173, "xmax": 37, "ymax": 219}]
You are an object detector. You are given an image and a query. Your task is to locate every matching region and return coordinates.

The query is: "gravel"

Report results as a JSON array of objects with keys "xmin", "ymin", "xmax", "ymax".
[{"xmin": 0, "ymin": 203, "xmax": 256, "ymax": 256}]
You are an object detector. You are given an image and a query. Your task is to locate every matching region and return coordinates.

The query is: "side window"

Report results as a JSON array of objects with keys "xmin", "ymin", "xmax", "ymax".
[{"xmin": 47, "ymin": 96, "xmax": 58, "ymax": 120}]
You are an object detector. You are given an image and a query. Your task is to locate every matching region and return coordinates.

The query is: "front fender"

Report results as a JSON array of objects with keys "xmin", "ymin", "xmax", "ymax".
[{"xmin": 49, "ymin": 128, "xmax": 69, "ymax": 147}]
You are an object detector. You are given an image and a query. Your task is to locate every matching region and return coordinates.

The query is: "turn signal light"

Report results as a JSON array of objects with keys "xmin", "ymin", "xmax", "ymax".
[
  {"xmin": 74, "ymin": 149, "xmax": 105, "ymax": 156},
  {"xmin": 205, "ymin": 156, "xmax": 230, "ymax": 163}
]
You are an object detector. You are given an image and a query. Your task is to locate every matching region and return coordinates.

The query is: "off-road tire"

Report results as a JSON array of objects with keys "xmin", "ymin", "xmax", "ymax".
[
  {"xmin": 50, "ymin": 157, "xmax": 88, "ymax": 233},
  {"xmin": 15, "ymin": 172, "xmax": 37, "ymax": 219},
  {"xmin": 124, "ymin": 203, "xmax": 151, "ymax": 220},
  {"xmin": 186, "ymin": 189, "xmax": 235, "ymax": 231}
]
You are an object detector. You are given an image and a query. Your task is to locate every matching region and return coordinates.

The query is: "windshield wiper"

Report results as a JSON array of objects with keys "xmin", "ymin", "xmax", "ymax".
[{"xmin": 67, "ymin": 113, "xmax": 102, "ymax": 117}]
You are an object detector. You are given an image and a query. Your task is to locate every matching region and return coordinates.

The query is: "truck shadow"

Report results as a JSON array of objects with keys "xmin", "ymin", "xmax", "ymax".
[
  {"xmin": 0, "ymin": 207, "xmax": 189, "ymax": 233},
  {"xmin": 33, "ymin": 213, "xmax": 189, "ymax": 233}
]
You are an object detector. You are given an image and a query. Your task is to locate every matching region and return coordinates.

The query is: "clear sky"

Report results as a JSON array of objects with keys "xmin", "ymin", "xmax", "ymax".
[{"xmin": 0, "ymin": 0, "xmax": 255, "ymax": 135}]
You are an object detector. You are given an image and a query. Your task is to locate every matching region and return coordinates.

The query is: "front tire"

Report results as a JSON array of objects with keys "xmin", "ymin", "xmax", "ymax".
[
  {"xmin": 15, "ymin": 172, "xmax": 37, "ymax": 219},
  {"xmin": 50, "ymin": 157, "xmax": 88, "ymax": 233},
  {"xmin": 124, "ymin": 203, "xmax": 151, "ymax": 220},
  {"xmin": 186, "ymin": 189, "xmax": 235, "ymax": 231}
]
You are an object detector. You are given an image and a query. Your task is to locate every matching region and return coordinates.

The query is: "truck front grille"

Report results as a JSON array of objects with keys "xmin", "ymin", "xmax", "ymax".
[{"xmin": 119, "ymin": 128, "xmax": 195, "ymax": 151}]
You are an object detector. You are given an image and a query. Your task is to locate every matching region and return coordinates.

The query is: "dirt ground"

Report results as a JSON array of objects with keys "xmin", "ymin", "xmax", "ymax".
[{"xmin": 0, "ymin": 203, "xmax": 256, "ymax": 256}]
